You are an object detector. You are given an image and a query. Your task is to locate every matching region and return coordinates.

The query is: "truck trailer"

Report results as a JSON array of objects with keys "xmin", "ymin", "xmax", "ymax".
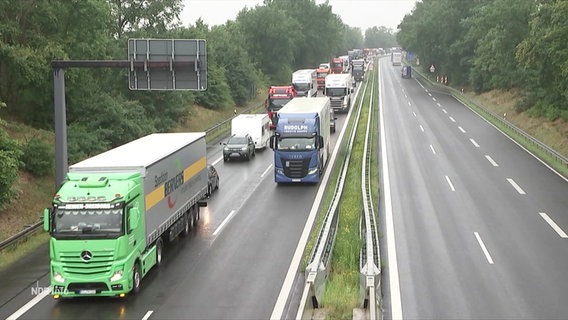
[
  {"xmin": 291, "ymin": 69, "xmax": 317, "ymax": 97},
  {"xmin": 231, "ymin": 113, "xmax": 271, "ymax": 149},
  {"xmin": 324, "ymin": 73, "xmax": 353, "ymax": 113},
  {"xmin": 269, "ymin": 97, "xmax": 330, "ymax": 184},
  {"xmin": 43, "ymin": 132, "xmax": 208, "ymax": 298}
]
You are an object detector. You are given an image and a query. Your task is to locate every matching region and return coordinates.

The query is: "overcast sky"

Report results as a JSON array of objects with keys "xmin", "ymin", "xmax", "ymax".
[{"xmin": 181, "ymin": 0, "xmax": 418, "ymax": 32}]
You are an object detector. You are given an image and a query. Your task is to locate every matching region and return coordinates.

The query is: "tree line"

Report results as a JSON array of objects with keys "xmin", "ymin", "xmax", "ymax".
[
  {"xmin": 397, "ymin": 0, "xmax": 568, "ymax": 121},
  {"xmin": 0, "ymin": 0, "xmax": 396, "ymax": 209}
]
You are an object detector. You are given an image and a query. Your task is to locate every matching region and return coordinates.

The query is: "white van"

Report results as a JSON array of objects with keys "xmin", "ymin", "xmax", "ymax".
[{"xmin": 231, "ymin": 114, "xmax": 271, "ymax": 150}]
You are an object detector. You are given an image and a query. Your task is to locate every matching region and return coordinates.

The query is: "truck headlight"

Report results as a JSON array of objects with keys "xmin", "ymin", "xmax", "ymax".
[
  {"xmin": 110, "ymin": 270, "xmax": 123, "ymax": 282},
  {"xmin": 308, "ymin": 168, "xmax": 318, "ymax": 175},
  {"xmin": 276, "ymin": 169, "xmax": 284, "ymax": 175},
  {"xmin": 241, "ymin": 147, "xmax": 248, "ymax": 151},
  {"xmin": 223, "ymin": 147, "xmax": 229, "ymax": 151},
  {"xmin": 53, "ymin": 272, "xmax": 65, "ymax": 283}
]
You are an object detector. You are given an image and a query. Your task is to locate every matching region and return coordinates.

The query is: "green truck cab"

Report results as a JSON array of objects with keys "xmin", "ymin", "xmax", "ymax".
[{"xmin": 43, "ymin": 133, "xmax": 208, "ymax": 298}]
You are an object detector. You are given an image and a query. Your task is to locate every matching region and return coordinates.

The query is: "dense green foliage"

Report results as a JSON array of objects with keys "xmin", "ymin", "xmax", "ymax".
[
  {"xmin": 21, "ymin": 138, "xmax": 54, "ymax": 177},
  {"xmin": 397, "ymin": 0, "xmax": 568, "ymax": 120}
]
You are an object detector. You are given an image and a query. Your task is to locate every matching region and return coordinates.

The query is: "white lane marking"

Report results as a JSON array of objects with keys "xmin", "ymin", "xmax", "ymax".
[
  {"xmin": 485, "ymin": 155, "xmax": 499, "ymax": 167},
  {"xmin": 260, "ymin": 164, "xmax": 272, "ymax": 178},
  {"xmin": 436, "ymin": 102, "xmax": 442, "ymax": 108},
  {"xmin": 539, "ymin": 212, "xmax": 568, "ymax": 238},
  {"xmin": 469, "ymin": 138, "xmax": 480, "ymax": 148},
  {"xmin": 474, "ymin": 232, "xmax": 494, "ymax": 264},
  {"xmin": 6, "ymin": 288, "xmax": 51, "ymax": 320},
  {"xmin": 412, "ymin": 111, "xmax": 417, "ymax": 117},
  {"xmin": 419, "ymin": 125, "xmax": 425, "ymax": 132},
  {"xmin": 408, "ymin": 101, "xmax": 412, "ymax": 107},
  {"xmin": 142, "ymin": 310, "xmax": 154, "ymax": 320},
  {"xmin": 432, "ymin": 97, "xmax": 437, "ymax": 102},
  {"xmin": 211, "ymin": 156, "xmax": 223, "ymax": 166},
  {"xmin": 458, "ymin": 126, "xmax": 466, "ymax": 133},
  {"xmin": 428, "ymin": 92, "xmax": 432, "ymax": 97},
  {"xmin": 380, "ymin": 64, "xmax": 403, "ymax": 319},
  {"xmin": 507, "ymin": 178, "xmax": 526, "ymax": 195},
  {"xmin": 430, "ymin": 145, "xmax": 436, "ymax": 155},
  {"xmin": 449, "ymin": 116, "xmax": 456, "ymax": 122},
  {"xmin": 213, "ymin": 210, "xmax": 237, "ymax": 236},
  {"xmin": 442, "ymin": 109, "xmax": 448, "ymax": 114},
  {"xmin": 445, "ymin": 175, "xmax": 456, "ymax": 191}
]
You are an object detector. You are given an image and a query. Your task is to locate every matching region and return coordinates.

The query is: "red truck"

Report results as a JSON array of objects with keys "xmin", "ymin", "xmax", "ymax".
[
  {"xmin": 316, "ymin": 67, "xmax": 330, "ymax": 90},
  {"xmin": 330, "ymin": 58, "xmax": 344, "ymax": 74},
  {"xmin": 265, "ymin": 85, "xmax": 296, "ymax": 129}
]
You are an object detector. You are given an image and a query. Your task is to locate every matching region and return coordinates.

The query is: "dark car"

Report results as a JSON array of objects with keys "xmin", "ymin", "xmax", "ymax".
[
  {"xmin": 222, "ymin": 134, "xmax": 255, "ymax": 161},
  {"xmin": 206, "ymin": 164, "xmax": 219, "ymax": 197},
  {"xmin": 330, "ymin": 108, "xmax": 337, "ymax": 133}
]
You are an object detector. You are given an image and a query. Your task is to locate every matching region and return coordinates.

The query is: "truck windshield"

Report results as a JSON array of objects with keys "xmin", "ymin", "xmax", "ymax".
[
  {"xmin": 277, "ymin": 136, "xmax": 316, "ymax": 151},
  {"xmin": 268, "ymin": 98, "xmax": 291, "ymax": 111},
  {"xmin": 294, "ymin": 83, "xmax": 310, "ymax": 91},
  {"xmin": 326, "ymin": 88, "xmax": 347, "ymax": 97},
  {"xmin": 53, "ymin": 206, "xmax": 124, "ymax": 235}
]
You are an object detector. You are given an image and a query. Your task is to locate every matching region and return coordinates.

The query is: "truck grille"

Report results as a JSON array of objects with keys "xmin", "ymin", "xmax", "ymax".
[
  {"xmin": 283, "ymin": 158, "xmax": 310, "ymax": 178},
  {"xmin": 60, "ymin": 251, "xmax": 114, "ymax": 276},
  {"xmin": 330, "ymin": 99, "xmax": 343, "ymax": 110},
  {"xmin": 67, "ymin": 282, "xmax": 109, "ymax": 292}
]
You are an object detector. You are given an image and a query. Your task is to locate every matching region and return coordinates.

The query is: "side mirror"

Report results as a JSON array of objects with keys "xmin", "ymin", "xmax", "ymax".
[
  {"xmin": 129, "ymin": 208, "xmax": 140, "ymax": 231},
  {"xmin": 317, "ymin": 136, "xmax": 324, "ymax": 149},
  {"xmin": 269, "ymin": 135, "xmax": 276, "ymax": 149},
  {"xmin": 43, "ymin": 208, "xmax": 50, "ymax": 231}
]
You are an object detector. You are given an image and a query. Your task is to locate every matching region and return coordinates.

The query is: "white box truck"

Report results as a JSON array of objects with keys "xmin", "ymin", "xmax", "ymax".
[
  {"xmin": 324, "ymin": 73, "xmax": 353, "ymax": 113},
  {"xmin": 291, "ymin": 69, "xmax": 317, "ymax": 97},
  {"xmin": 231, "ymin": 114, "xmax": 271, "ymax": 150}
]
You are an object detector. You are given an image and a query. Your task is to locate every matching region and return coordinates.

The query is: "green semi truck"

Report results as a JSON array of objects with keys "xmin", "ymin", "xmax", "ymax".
[{"xmin": 43, "ymin": 132, "xmax": 208, "ymax": 298}]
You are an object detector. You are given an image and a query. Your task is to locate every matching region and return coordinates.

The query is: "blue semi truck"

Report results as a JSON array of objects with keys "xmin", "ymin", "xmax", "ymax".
[{"xmin": 269, "ymin": 97, "xmax": 330, "ymax": 184}]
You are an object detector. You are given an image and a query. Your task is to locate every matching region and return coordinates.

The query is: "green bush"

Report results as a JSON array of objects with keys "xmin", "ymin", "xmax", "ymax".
[
  {"xmin": 0, "ymin": 132, "xmax": 22, "ymax": 209},
  {"xmin": 21, "ymin": 138, "xmax": 54, "ymax": 176}
]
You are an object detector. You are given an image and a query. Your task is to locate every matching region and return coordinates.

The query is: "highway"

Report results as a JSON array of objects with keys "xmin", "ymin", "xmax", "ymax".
[
  {"xmin": 0, "ymin": 95, "xmax": 350, "ymax": 319},
  {"xmin": 378, "ymin": 57, "xmax": 568, "ymax": 319}
]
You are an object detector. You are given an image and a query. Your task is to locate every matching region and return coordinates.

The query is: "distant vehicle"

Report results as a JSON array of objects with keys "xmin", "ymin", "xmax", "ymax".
[
  {"xmin": 265, "ymin": 85, "xmax": 296, "ymax": 129},
  {"xmin": 330, "ymin": 58, "xmax": 344, "ymax": 74},
  {"xmin": 231, "ymin": 114, "xmax": 270, "ymax": 150},
  {"xmin": 206, "ymin": 164, "xmax": 219, "ymax": 197},
  {"xmin": 391, "ymin": 51, "xmax": 402, "ymax": 66},
  {"xmin": 223, "ymin": 134, "xmax": 256, "ymax": 161},
  {"xmin": 325, "ymin": 73, "xmax": 353, "ymax": 113},
  {"xmin": 352, "ymin": 59, "xmax": 365, "ymax": 82},
  {"xmin": 316, "ymin": 67, "xmax": 330, "ymax": 91},
  {"xmin": 401, "ymin": 65, "xmax": 412, "ymax": 79},
  {"xmin": 292, "ymin": 69, "xmax": 318, "ymax": 97},
  {"xmin": 330, "ymin": 108, "xmax": 337, "ymax": 133},
  {"xmin": 319, "ymin": 62, "xmax": 330, "ymax": 69}
]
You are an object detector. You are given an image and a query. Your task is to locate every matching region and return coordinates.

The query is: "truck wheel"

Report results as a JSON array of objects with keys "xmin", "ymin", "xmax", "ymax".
[
  {"xmin": 180, "ymin": 214, "xmax": 190, "ymax": 238},
  {"xmin": 156, "ymin": 238, "xmax": 163, "ymax": 268},
  {"xmin": 132, "ymin": 263, "xmax": 141, "ymax": 294},
  {"xmin": 207, "ymin": 184, "xmax": 212, "ymax": 198}
]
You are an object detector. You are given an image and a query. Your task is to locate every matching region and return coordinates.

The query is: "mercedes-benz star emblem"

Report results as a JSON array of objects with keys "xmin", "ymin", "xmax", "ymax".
[{"xmin": 80, "ymin": 250, "xmax": 93, "ymax": 262}]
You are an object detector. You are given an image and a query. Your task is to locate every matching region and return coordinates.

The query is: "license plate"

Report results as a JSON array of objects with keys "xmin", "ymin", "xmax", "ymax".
[{"xmin": 79, "ymin": 289, "xmax": 96, "ymax": 294}]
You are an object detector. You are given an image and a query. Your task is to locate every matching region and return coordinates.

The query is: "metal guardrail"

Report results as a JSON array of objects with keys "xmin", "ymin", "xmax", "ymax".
[
  {"xmin": 0, "ymin": 101, "xmax": 266, "ymax": 253},
  {"xmin": 411, "ymin": 66, "xmax": 568, "ymax": 175}
]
